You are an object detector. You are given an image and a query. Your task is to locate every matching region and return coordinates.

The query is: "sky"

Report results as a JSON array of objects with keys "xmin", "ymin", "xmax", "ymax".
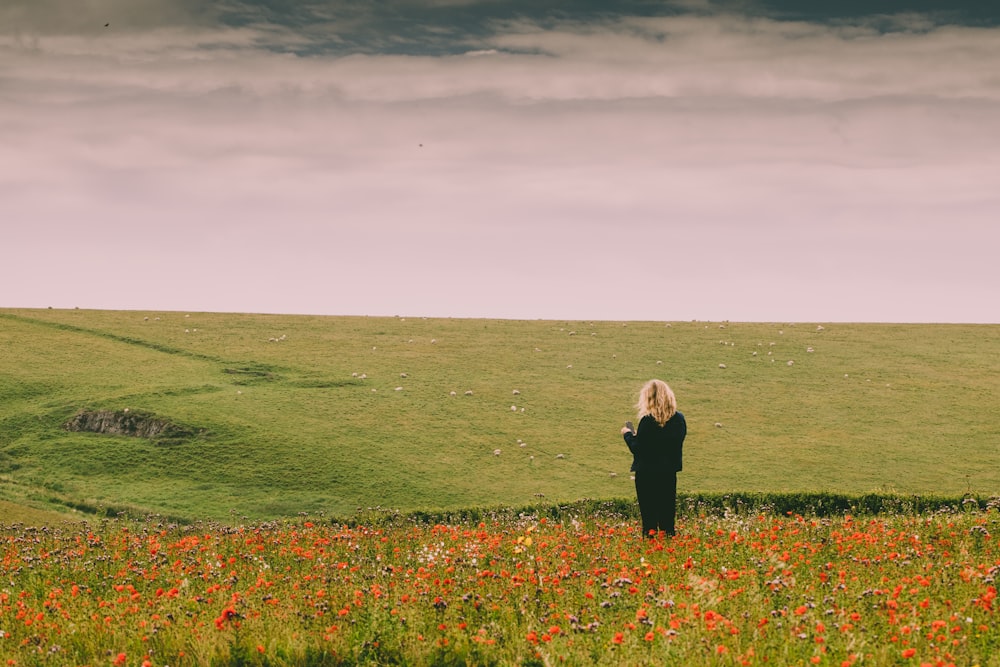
[{"xmin": 2, "ymin": 0, "xmax": 998, "ymax": 323}]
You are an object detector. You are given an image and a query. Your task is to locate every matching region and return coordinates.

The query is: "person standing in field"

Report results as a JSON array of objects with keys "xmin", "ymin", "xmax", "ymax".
[{"xmin": 621, "ymin": 379, "xmax": 686, "ymax": 538}]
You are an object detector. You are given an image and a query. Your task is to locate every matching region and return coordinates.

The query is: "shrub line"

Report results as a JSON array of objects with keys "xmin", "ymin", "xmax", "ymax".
[{"xmin": 329, "ymin": 491, "xmax": 1000, "ymax": 529}]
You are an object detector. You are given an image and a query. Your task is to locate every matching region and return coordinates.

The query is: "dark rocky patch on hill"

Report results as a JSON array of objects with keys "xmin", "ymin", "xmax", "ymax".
[
  {"xmin": 65, "ymin": 410, "xmax": 201, "ymax": 442},
  {"xmin": 224, "ymin": 366, "xmax": 281, "ymax": 385}
]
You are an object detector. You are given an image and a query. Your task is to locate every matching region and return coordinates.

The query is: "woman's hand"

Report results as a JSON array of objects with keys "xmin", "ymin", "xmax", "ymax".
[{"xmin": 621, "ymin": 426, "xmax": 632, "ymax": 435}]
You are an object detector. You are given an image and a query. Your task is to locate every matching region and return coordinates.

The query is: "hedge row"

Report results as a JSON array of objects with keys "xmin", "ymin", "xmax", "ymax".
[{"xmin": 337, "ymin": 491, "xmax": 1000, "ymax": 528}]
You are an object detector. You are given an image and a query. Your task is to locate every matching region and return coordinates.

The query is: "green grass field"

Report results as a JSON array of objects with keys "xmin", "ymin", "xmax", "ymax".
[{"xmin": 1, "ymin": 308, "xmax": 997, "ymax": 522}]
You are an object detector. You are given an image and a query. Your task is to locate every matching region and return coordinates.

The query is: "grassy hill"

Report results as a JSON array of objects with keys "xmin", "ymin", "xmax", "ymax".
[{"xmin": 1, "ymin": 308, "xmax": 997, "ymax": 522}]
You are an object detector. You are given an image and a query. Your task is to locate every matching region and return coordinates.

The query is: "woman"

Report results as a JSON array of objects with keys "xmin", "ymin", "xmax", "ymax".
[{"xmin": 621, "ymin": 379, "xmax": 686, "ymax": 537}]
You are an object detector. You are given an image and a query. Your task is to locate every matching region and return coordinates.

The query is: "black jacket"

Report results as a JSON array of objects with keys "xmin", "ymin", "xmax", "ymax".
[{"xmin": 623, "ymin": 412, "xmax": 685, "ymax": 473}]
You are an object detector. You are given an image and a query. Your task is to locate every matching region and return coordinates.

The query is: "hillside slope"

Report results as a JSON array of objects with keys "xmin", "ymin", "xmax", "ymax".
[{"xmin": 1, "ymin": 308, "xmax": 997, "ymax": 520}]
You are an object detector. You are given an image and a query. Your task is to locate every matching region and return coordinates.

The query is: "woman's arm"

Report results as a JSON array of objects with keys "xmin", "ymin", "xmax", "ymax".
[
  {"xmin": 622, "ymin": 415, "xmax": 652, "ymax": 456},
  {"xmin": 623, "ymin": 427, "xmax": 636, "ymax": 450}
]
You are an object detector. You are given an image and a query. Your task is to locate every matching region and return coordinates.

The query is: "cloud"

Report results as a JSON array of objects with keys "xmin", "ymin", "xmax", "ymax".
[
  {"xmin": 5, "ymin": 9, "xmax": 999, "ymax": 101},
  {"xmin": 6, "ymin": 12, "xmax": 997, "ymax": 172},
  {"xmin": 2, "ymin": 6, "xmax": 998, "ymax": 320}
]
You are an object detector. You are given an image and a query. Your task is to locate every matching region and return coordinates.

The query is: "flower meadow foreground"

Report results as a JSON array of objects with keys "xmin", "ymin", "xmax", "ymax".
[{"xmin": 1, "ymin": 510, "xmax": 998, "ymax": 666}]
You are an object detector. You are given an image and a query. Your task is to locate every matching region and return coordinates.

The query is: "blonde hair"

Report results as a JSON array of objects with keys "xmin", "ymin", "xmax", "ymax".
[{"xmin": 636, "ymin": 379, "xmax": 677, "ymax": 427}]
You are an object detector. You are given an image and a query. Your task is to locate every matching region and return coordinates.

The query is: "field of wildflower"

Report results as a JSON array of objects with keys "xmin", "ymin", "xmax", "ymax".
[{"xmin": 3, "ymin": 502, "xmax": 998, "ymax": 666}]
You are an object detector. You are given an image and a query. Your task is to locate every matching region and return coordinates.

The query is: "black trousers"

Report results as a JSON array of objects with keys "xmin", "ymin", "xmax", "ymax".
[{"xmin": 634, "ymin": 469, "xmax": 677, "ymax": 537}]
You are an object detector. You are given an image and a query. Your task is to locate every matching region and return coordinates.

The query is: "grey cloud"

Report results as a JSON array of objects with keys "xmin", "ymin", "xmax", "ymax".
[
  {"xmin": 482, "ymin": 16, "xmax": 1000, "ymax": 102},
  {"xmin": 4, "ymin": 11, "xmax": 999, "ymax": 203},
  {"xmin": 7, "ymin": 13, "xmax": 997, "ymax": 104},
  {"xmin": 4, "ymin": 10, "xmax": 999, "ymax": 177}
]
